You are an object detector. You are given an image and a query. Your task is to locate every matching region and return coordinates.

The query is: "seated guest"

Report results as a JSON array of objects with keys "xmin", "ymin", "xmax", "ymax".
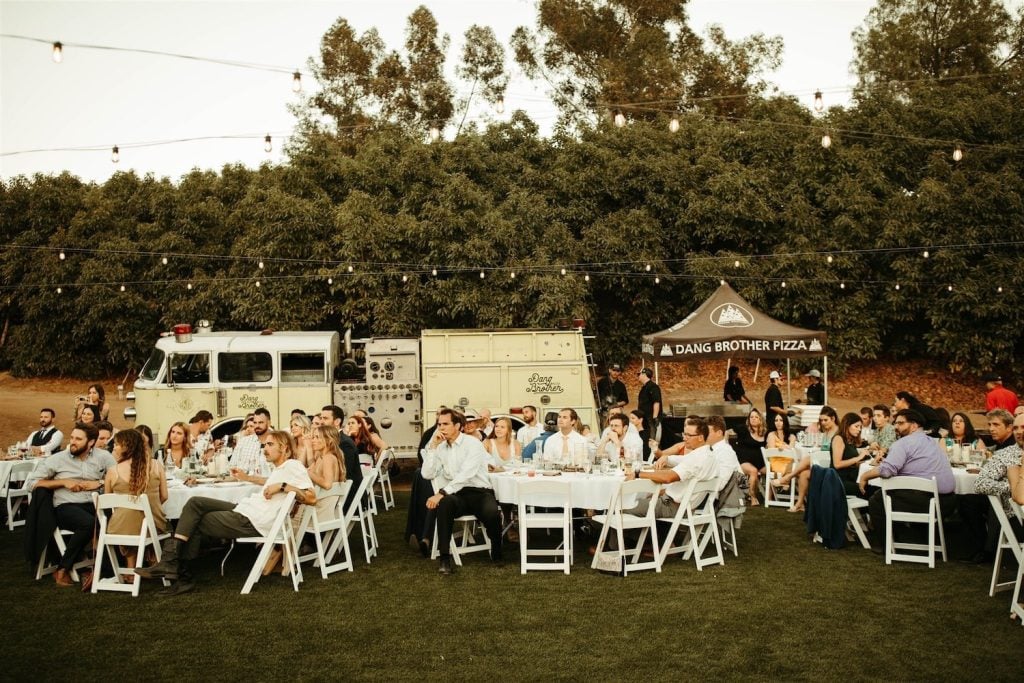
[
  {"xmin": 521, "ymin": 412, "xmax": 559, "ymax": 462},
  {"xmin": 235, "ymin": 413, "xmax": 256, "ymax": 443},
  {"xmin": 858, "ymin": 409, "xmax": 956, "ymax": 553},
  {"xmin": 282, "ymin": 425, "xmax": 346, "ymax": 566},
  {"xmin": 627, "ymin": 410, "xmax": 652, "ymax": 461},
  {"xmin": 361, "ymin": 416, "xmax": 390, "ymax": 452},
  {"xmin": 163, "ymin": 421, "xmax": 192, "ymax": 469},
  {"xmin": 346, "ymin": 415, "xmax": 386, "ymax": 462},
  {"xmin": 858, "ymin": 406, "xmax": 874, "ymax": 444},
  {"xmin": 319, "ymin": 405, "xmax": 362, "ymax": 509},
  {"xmin": 776, "ymin": 406, "xmax": 840, "ymax": 513},
  {"xmin": 230, "ymin": 408, "xmax": 271, "ymax": 476},
  {"xmin": 26, "ymin": 422, "xmax": 116, "ymax": 588},
  {"xmin": 134, "ymin": 424, "xmax": 156, "ymax": 455},
  {"xmin": 290, "ymin": 413, "xmax": 313, "ymax": 466},
  {"xmin": 516, "ymin": 405, "xmax": 543, "ymax": 449},
  {"xmin": 422, "ymin": 408, "xmax": 503, "ymax": 575},
  {"xmin": 136, "ymin": 430, "xmax": 316, "ymax": 595},
  {"xmin": 484, "ymin": 417, "xmax": 522, "ymax": 470},
  {"xmin": 459, "ymin": 408, "xmax": 488, "ymax": 442},
  {"xmin": 542, "ymin": 408, "xmax": 589, "ymax": 464},
  {"xmin": 894, "ymin": 391, "xmax": 942, "ymax": 436},
  {"xmin": 870, "ymin": 404, "xmax": 898, "ymax": 455},
  {"xmin": 598, "ymin": 413, "xmax": 644, "ymax": 463},
  {"xmin": 189, "ymin": 410, "xmax": 217, "ymax": 461},
  {"xmin": 28, "ymin": 408, "xmax": 63, "ymax": 457},
  {"xmin": 78, "ymin": 404, "xmax": 100, "ymax": 425},
  {"xmin": 705, "ymin": 415, "xmax": 742, "ymax": 490},
  {"xmin": 959, "ymin": 410, "xmax": 1022, "ymax": 563},
  {"xmin": 95, "ymin": 421, "xmax": 115, "ymax": 451},
  {"xmin": 104, "ymin": 429, "xmax": 168, "ymax": 570},
  {"xmin": 735, "ymin": 409, "xmax": 768, "ymax": 506},
  {"xmin": 949, "ymin": 412, "xmax": 979, "ymax": 448},
  {"xmin": 766, "ymin": 413, "xmax": 796, "ymax": 449},
  {"xmin": 831, "ymin": 412, "xmax": 872, "ymax": 497},
  {"xmin": 74, "ymin": 383, "xmax": 111, "ymax": 422},
  {"xmin": 630, "ymin": 416, "xmax": 719, "ymax": 517}
]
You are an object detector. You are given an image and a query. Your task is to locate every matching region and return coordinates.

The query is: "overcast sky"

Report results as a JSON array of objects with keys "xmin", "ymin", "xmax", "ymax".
[{"xmin": 1, "ymin": 0, "xmax": 888, "ymax": 183}]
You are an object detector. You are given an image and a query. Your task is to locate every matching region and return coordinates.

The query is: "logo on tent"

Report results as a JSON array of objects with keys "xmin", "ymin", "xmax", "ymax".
[
  {"xmin": 710, "ymin": 303, "xmax": 753, "ymax": 328},
  {"xmin": 809, "ymin": 338, "xmax": 823, "ymax": 351},
  {"xmin": 659, "ymin": 344, "xmax": 673, "ymax": 357}
]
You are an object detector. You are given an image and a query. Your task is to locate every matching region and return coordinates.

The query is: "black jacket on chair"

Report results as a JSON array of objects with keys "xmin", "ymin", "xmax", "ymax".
[{"xmin": 805, "ymin": 465, "xmax": 847, "ymax": 550}]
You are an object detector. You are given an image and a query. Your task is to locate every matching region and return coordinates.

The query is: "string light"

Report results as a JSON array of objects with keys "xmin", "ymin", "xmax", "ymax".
[
  {"xmin": 56, "ymin": 287, "xmax": 62, "ymax": 294},
  {"xmin": 813, "ymin": 90, "xmax": 824, "ymax": 112},
  {"xmin": 654, "ymin": 276, "xmax": 660, "ymax": 284},
  {"xmin": 59, "ymin": 251, "xmax": 65, "ymax": 260},
  {"xmin": 291, "ymin": 71, "xmax": 301, "ymax": 93},
  {"xmin": 644, "ymin": 264, "xmax": 651, "ymax": 272},
  {"xmin": 119, "ymin": 284, "xmax": 125, "ymax": 292},
  {"xmin": 258, "ymin": 260, "xmax": 264, "ymax": 269},
  {"xmin": 187, "ymin": 282, "xmax": 193, "ymax": 290},
  {"xmin": 584, "ymin": 274, "xmax": 590, "ymax": 282},
  {"xmin": 922, "ymin": 250, "xmax": 929, "ymax": 258},
  {"xmin": 613, "ymin": 111, "xmax": 626, "ymax": 128},
  {"xmin": 111, "ymin": 145, "xmax": 119, "ymax": 163},
  {"xmin": 495, "ymin": 98, "xmax": 504, "ymax": 114},
  {"xmin": 998, "ymin": 286, "xmax": 1003, "ymax": 293},
  {"xmin": 560, "ymin": 267, "xmax": 566, "ymax": 276},
  {"xmin": 428, "ymin": 126, "xmax": 440, "ymax": 143},
  {"xmin": 669, "ymin": 117, "xmax": 679, "ymax": 133},
  {"xmin": 840, "ymin": 282, "xmax": 845, "ymax": 289},
  {"xmin": 826, "ymin": 255, "xmax": 833, "ymax": 264},
  {"xmin": 327, "ymin": 277, "xmax": 332, "ymax": 285},
  {"xmin": 51, "ymin": 41, "xmax": 63, "ymax": 63},
  {"xmin": 255, "ymin": 280, "xmax": 261, "ymax": 288},
  {"xmin": 347, "ymin": 265, "xmax": 353, "ymax": 273},
  {"xmin": 431, "ymin": 268, "xmax": 437, "ymax": 276},
  {"xmin": 479, "ymin": 270, "xmax": 485, "ymax": 279},
  {"xmin": 734, "ymin": 260, "xmax": 740, "ymax": 268},
  {"xmin": 264, "ymin": 135, "xmax": 272, "ymax": 153},
  {"xmin": 161, "ymin": 256, "xmax": 168, "ymax": 265},
  {"xmin": 510, "ymin": 271, "xmax": 516, "ymax": 279},
  {"xmin": 895, "ymin": 283, "xmax": 900, "ymax": 290},
  {"xmin": 781, "ymin": 281, "xmax": 787, "ymax": 288},
  {"xmin": 821, "ymin": 133, "xmax": 832, "ymax": 149},
  {"xmin": 402, "ymin": 274, "xmax": 408, "ymax": 283},
  {"xmin": 947, "ymin": 285, "xmax": 953, "ymax": 292},
  {"xmin": 953, "ymin": 145, "xmax": 963, "ymax": 162}
]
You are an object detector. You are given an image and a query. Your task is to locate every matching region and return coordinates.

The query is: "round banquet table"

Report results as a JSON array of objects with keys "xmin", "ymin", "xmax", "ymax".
[
  {"xmin": 488, "ymin": 470, "xmax": 626, "ymax": 510},
  {"xmin": 856, "ymin": 463, "xmax": 978, "ymax": 495},
  {"xmin": 164, "ymin": 479, "xmax": 262, "ymax": 519}
]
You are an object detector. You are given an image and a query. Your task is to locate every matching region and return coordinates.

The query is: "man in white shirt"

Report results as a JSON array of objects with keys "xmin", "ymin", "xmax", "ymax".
[
  {"xmin": 27, "ymin": 408, "xmax": 63, "ymax": 456},
  {"xmin": 636, "ymin": 417, "xmax": 720, "ymax": 517},
  {"xmin": 423, "ymin": 408, "xmax": 503, "ymax": 575},
  {"xmin": 136, "ymin": 429, "xmax": 315, "ymax": 595},
  {"xmin": 705, "ymin": 415, "xmax": 742, "ymax": 490},
  {"xmin": 542, "ymin": 408, "xmax": 589, "ymax": 464},
  {"xmin": 599, "ymin": 407, "xmax": 640, "ymax": 441},
  {"xmin": 230, "ymin": 407, "xmax": 272, "ymax": 476},
  {"xmin": 516, "ymin": 405, "xmax": 543, "ymax": 448},
  {"xmin": 597, "ymin": 413, "xmax": 644, "ymax": 461}
]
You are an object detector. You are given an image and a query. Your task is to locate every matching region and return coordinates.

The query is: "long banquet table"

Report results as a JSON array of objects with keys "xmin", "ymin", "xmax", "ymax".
[
  {"xmin": 488, "ymin": 470, "xmax": 626, "ymax": 510},
  {"xmin": 856, "ymin": 463, "xmax": 979, "ymax": 496},
  {"xmin": 164, "ymin": 479, "xmax": 261, "ymax": 519}
]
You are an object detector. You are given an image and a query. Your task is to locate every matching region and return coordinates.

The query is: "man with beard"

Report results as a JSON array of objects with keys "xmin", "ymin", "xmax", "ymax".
[
  {"xmin": 597, "ymin": 364, "xmax": 629, "ymax": 427},
  {"xmin": 516, "ymin": 405, "xmax": 543, "ymax": 449},
  {"xmin": 230, "ymin": 407, "xmax": 272, "ymax": 477},
  {"xmin": 27, "ymin": 408, "xmax": 63, "ymax": 456},
  {"xmin": 26, "ymin": 422, "xmax": 116, "ymax": 588}
]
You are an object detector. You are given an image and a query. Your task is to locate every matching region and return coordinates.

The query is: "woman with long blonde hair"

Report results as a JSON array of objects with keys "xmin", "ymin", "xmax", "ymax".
[
  {"xmin": 484, "ymin": 417, "xmax": 521, "ymax": 469},
  {"xmin": 163, "ymin": 421, "xmax": 192, "ymax": 468}
]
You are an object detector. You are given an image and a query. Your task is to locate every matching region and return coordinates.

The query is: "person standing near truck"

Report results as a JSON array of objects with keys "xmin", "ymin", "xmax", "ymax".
[
  {"xmin": 597, "ymin": 364, "xmax": 629, "ymax": 427},
  {"xmin": 637, "ymin": 368, "xmax": 662, "ymax": 438}
]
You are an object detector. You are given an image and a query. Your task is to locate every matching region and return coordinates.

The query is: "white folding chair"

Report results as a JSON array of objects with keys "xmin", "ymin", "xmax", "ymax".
[
  {"xmin": 762, "ymin": 448, "xmax": 797, "ymax": 509},
  {"xmin": 359, "ymin": 456, "xmax": 378, "ymax": 516},
  {"xmin": 295, "ymin": 481, "xmax": 354, "ymax": 578},
  {"xmin": 880, "ymin": 476, "xmax": 947, "ymax": 568},
  {"xmin": 92, "ymin": 493, "xmax": 169, "ymax": 596},
  {"xmin": 36, "ymin": 528, "xmax": 94, "ymax": 582},
  {"xmin": 846, "ymin": 497, "xmax": 871, "ymax": 549},
  {"xmin": 1011, "ymin": 501, "xmax": 1024, "ymax": 627},
  {"xmin": 591, "ymin": 478, "xmax": 661, "ymax": 575},
  {"xmin": 220, "ymin": 492, "xmax": 302, "ymax": 594},
  {"xmin": 356, "ymin": 469, "xmax": 379, "ymax": 560},
  {"xmin": 323, "ymin": 471, "xmax": 378, "ymax": 565},
  {"xmin": 431, "ymin": 515, "xmax": 493, "ymax": 567},
  {"xmin": 374, "ymin": 449, "xmax": 396, "ymax": 511},
  {"xmin": 516, "ymin": 479, "xmax": 572, "ymax": 574},
  {"xmin": 658, "ymin": 478, "xmax": 724, "ymax": 571},
  {"xmin": 988, "ymin": 495, "xmax": 1024, "ymax": 596},
  {"xmin": 3, "ymin": 461, "xmax": 36, "ymax": 530}
]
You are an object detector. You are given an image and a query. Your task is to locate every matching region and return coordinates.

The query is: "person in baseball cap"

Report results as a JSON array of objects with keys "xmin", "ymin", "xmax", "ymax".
[{"xmin": 765, "ymin": 370, "xmax": 785, "ymax": 417}]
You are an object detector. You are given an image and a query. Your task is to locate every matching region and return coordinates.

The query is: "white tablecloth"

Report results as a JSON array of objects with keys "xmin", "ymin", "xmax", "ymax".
[
  {"xmin": 0, "ymin": 457, "xmax": 42, "ymax": 484},
  {"xmin": 794, "ymin": 444, "xmax": 832, "ymax": 468},
  {"xmin": 856, "ymin": 463, "xmax": 978, "ymax": 496},
  {"xmin": 164, "ymin": 480, "xmax": 261, "ymax": 519},
  {"xmin": 488, "ymin": 471, "xmax": 626, "ymax": 510}
]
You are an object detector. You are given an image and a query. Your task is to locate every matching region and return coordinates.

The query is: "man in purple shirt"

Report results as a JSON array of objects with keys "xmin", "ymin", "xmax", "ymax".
[{"xmin": 858, "ymin": 409, "xmax": 956, "ymax": 552}]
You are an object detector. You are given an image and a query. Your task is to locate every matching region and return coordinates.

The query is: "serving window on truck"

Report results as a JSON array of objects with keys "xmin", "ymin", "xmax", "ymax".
[
  {"xmin": 218, "ymin": 352, "xmax": 273, "ymax": 383},
  {"xmin": 280, "ymin": 352, "xmax": 326, "ymax": 384}
]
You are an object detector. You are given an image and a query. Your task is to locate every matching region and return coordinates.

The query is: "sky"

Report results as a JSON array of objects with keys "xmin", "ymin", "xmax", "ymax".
[{"xmin": 0, "ymin": 0, "xmax": 885, "ymax": 183}]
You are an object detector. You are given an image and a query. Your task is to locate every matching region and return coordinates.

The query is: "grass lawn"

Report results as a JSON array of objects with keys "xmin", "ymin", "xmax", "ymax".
[{"xmin": 3, "ymin": 490, "xmax": 1021, "ymax": 681}]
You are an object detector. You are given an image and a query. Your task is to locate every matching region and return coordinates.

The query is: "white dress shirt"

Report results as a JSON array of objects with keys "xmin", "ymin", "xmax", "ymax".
[
  {"xmin": 27, "ymin": 427, "xmax": 64, "ymax": 455},
  {"xmin": 600, "ymin": 429, "xmax": 644, "ymax": 459},
  {"xmin": 543, "ymin": 429, "xmax": 589, "ymax": 463},
  {"xmin": 663, "ymin": 445, "xmax": 720, "ymax": 503},
  {"xmin": 709, "ymin": 439, "xmax": 742, "ymax": 488},
  {"xmin": 422, "ymin": 433, "xmax": 492, "ymax": 495}
]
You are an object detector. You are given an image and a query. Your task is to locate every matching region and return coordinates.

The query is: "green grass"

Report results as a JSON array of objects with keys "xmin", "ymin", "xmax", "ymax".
[{"xmin": 3, "ymin": 491, "xmax": 1021, "ymax": 682}]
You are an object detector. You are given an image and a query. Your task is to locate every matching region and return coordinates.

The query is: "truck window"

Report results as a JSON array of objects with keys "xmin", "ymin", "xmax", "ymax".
[
  {"xmin": 169, "ymin": 353, "xmax": 210, "ymax": 384},
  {"xmin": 218, "ymin": 352, "xmax": 273, "ymax": 383},
  {"xmin": 281, "ymin": 352, "xmax": 326, "ymax": 383},
  {"xmin": 140, "ymin": 348, "xmax": 166, "ymax": 382}
]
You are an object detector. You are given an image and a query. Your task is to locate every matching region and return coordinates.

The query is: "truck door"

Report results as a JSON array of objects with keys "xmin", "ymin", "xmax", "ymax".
[
  {"xmin": 141, "ymin": 351, "xmax": 218, "ymax": 439},
  {"xmin": 217, "ymin": 351, "xmax": 278, "ymax": 426},
  {"xmin": 279, "ymin": 351, "xmax": 332, "ymax": 421}
]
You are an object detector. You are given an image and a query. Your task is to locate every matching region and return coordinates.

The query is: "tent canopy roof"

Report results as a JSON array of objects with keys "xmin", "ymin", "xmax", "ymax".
[{"xmin": 641, "ymin": 282, "xmax": 827, "ymax": 361}]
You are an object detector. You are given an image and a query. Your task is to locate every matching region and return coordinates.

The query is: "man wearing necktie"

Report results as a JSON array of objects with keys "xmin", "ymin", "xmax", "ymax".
[
  {"xmin": 28, "ymin": 408, "xmax": 64, "ymax": 456},
  {"xmin": 542, "ymin": 408, "xmax": 588, "ymax": 465}
]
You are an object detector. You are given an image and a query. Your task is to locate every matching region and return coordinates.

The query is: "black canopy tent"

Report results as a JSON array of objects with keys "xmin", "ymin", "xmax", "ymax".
[{"xmin": 641, "ymin": 282, "xmax": 829, "ymax": 405}]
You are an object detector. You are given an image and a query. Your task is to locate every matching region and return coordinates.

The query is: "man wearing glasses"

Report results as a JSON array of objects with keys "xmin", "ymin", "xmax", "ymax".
[
  {"xmin": 858, "ymin": 409, "xmax": 956, "ymax": 552},
  {"xmin": 628, "ymin": 417, "xmax": 718, "ymax": 518}
]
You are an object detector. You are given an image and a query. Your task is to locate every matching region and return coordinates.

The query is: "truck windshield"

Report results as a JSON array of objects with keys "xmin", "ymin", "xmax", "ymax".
[{"xmin": 139, "ymin": 348, "xmax": 165, "ymax": 382}]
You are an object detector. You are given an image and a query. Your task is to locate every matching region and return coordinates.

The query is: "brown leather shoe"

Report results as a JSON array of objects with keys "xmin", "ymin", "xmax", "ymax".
[
  {"xmin": 54, "ymin": 568, "xmax": 74, "ymax": 587},
  {"xmin": 80, "ymin": 570, "xmax": 94, "ymax": 593}
]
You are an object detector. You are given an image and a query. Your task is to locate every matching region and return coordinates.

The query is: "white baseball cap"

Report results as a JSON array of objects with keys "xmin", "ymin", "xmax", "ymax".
[{"xmin": 769, "ymin": 371, "xmax": 780, "ymax": 379}]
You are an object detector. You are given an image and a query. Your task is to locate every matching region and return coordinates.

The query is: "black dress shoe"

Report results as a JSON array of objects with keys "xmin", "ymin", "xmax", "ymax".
[
  {"xmin": 420, "ymin": 539, "xmax": 431, "ymax": 558},
  {"xmin": 438, "ymin": 556, "xmax": 454, "ymax": 576},
  {"xmin": 870, "ymin": 544, "xmax": 884, "ymax": 555},
  {"xmin": 157, "ymin": 579, "xmax": 195, "ymax": 596}
]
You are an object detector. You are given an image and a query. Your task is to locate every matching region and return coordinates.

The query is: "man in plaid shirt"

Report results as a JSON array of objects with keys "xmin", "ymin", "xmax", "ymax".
[{"xmin": 230, "ymin": 407, "xmax": 271, "ymax": 476}]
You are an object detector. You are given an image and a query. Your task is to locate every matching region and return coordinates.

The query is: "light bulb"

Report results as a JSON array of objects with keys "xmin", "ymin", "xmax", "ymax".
[
  {"xmin": 644, "ymin": 264, "xmax": 651, "ymax": 272},
  {"xmin": 614, "ymin": 111, "xmax": 626, "ymax": 128},
  {"xmin": 734, "ymin": 260, "xmax": 740, "ymax": 268},
  {"xmin": 560, "ymin": 267, "xmax": 566, "ymax": 276},
  {"xmin": 669, "ymin": 117, "xmax": 679, "ymax": 133},
  {"xmin": 953, "ymin": 145, "xmax": 963, "ymax": 162},
  {"xmin": 781, "ymin": 281, "xmax": 787, "ymax": 288},
  {"xmin": 922, "ymin": 250, "xmax": 929, "ymax": 258},
  {"xmin": 291, "ymin": 71, "xmax": 302, "ymax": 93},
  {"xmin": 821, "ymin": 134, "xmax": 831, "ymax": 149},
  {"xmin": 998, "ymin": 286, "xmax": 1003, "ymax": 293},
  {"xmin": 584, "ymin": 274, "xmax": 590, "ymax": 282},
  {"xmin": 813, "ymin": 90, "xmax": 823, "ymax": 112},
  {"xmin": 895, "ymin": 283, "xmax": 900, "ymax": 290},
  {"xmin": 255, "ymin": 280, "xmax": 261, "ymax": 288},
  {"xmin": 429, "ymin": 126, "xmax": 440, "ymax": 143},
  {"xmin": 258, "ymin": 260, "xmax": 264, "ymax": 270},
  {"xmin": 840, "ymin": 282, "xmax": 845, "ymax": 289},
  {"xmin": 347, "ymin": 265, "xmax": 353, "ymax": 273},
  {"xmin": 327, "ymin": 277, "xmax": 333, "ymax": 285},
  {"xmin": 119, "ymin": 284, "xmax": 125, "ymax": 292},
  {"xmin": 826, "ymin": 255, "xmax": 833, "ymax": 264},
  {"xmin": 510, "ymin": 271, "xmax": 516, "ymax": 279},
  {"xmin": 111, "ymin": 145, "xmax": 119, "ymax": 163},
  {"xmin": 431, "ymin": 268, "xmax": 437, "ymax": 276},
  {"xmin": 479, "ymin": 271, "xmax": 485, "ymax": 279},
  {"xmin": 52, "ymin": 42, "xmax": 63, "ymax": 63},
  {"xmin": 402, "ymin": 275, "xmax": 408, "ymax": 283},
  {"xmin": 56, "ymin": 287, "xmax": 62, "ymax": 294},
  {"xmin": 720, "ymin": 279, "xmax": 725, "ymax": 286},
  {"xmin": 187, "ymin": 282, "xmax": 193, "ymax": 290},
  {"xmin": 264, "ymin": 135, "xmax": 272, "ymax": 153},
  {"xmin": 654, "ymin": 276, "xmax": 660, "ymax": 284},
  {"xmin": 161, "ymin": 256, "xmax": 168, "ymax": 265},
  {"xmin": 495, "ymin": 97, "xmax": 505, "ymax": 114},
  {"xmin": 59, "ymin": 251, "xmax": 66, "ymax": 260},
  {"xmin": 947, "ymin": 285, "xmax": 953, "ymax": 292}
]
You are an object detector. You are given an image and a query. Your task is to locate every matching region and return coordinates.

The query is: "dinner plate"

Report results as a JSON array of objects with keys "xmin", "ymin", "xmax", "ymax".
[{"xmin": 213, "ymin": 481, "xmax": 247, "ymax": 487}]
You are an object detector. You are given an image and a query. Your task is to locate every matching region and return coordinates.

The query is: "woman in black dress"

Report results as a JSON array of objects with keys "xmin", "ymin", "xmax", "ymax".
[
  {"xmin": 723, "ymin": 366, "xmax": 749, "ymax": 404},
  {"xmin": 832, "ymin": 412, "xmax": 871, "ymax": 497},
  {"xmin": 735, "ymin": 408, "xmax": 768, "ymax": 505}
]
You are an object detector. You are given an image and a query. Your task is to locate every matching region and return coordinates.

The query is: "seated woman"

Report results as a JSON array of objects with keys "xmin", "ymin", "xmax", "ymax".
[
  {"xmin": 766, "ymin": 413, "xmax": 796, "ymax": 450},
  {"xmin": 104, "ymin": 429, "xmax": 169, "ymax": 573},
  {"xmin": 361, "ymin": 416, "xmax": 390, "ymax": 456},
  {"xmin": 79, "ymin": 404, "xmax": 100, "ymax": 425},
  {"xmin": 776, "ymin": 406, "xmax": 840, "ymax": 512},
  {"xmin": 346, "ymin": 416, "xmax": 388, "ymax": 463},
  {"xmin": 723, "ymin": 366, "xmax": 749, "ymax": 404},
  {"xmin": 234, "ymin": 413, "xmax": 255, "ymax": 445},
  {"xmin": 290, "ymin": 414, "xmax": 313, "ymax": 466},
  {"xmin": 830, "ymin": 412, "xmax": 872, "ymax": 497},
  {"xmin": 75, "ymin": 383, "xmax": 111, "ymax": 422},
  {"xmin": 162, "ymin": 421, "xmax": 192, "ymax": 469},
  {"xmin": 735, "ymin": 409, "xmax": 768, "ymax": 506},
  {"xmin": 134, "ymin": 424, "xmax": 156, "ymax": 455},
  {"xmin": 285, "ymin": 425, "xmax": 346, "ymax": 568},
  {"xmin": 950, "ymin": 412, "xmax": 979, "ymax": 448},
  {"xmin": 628, "ymin": 409, "xmax": 653, "ymax": 462},
  {"xmin": 484, "ymin": 417, "xmax": 522, "ymax": 470}
]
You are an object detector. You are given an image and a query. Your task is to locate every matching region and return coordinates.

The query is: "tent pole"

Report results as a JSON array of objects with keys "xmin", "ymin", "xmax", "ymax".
[
  {"xmin": 786, "ymin": 358, "xmax": 792, "ymax": 406},
  {"xmin": 725, "ymin": 358, "xmax": 730, "ymax": 379},
  {"xmin": 654, "ymin": 361, "xmax": 659, "ymax": 385},
  {"xmin": 824, "ymin": 356, "xmax": 829, "ymax": 406},
  {"xmin": 753, "ymin": 358, "xmax": 760, "ymax": 383}
]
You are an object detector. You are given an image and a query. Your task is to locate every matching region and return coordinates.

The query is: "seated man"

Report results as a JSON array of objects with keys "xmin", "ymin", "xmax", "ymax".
[
  {"xmin": 962, "ymin": 412, "xmax": 1024, "ymax": 563},
  {"xmin": 422, "ymin": 408, "xmax": 503, "ymax": 575},
  {"xmin": 542, "ymin": 408, "xmax": 588, "ymax": 465},
  {"xmin": 230, "ymin": 407, "xmax": 272, "ymax": 477},
  {"xmin": 704, "ymin": 416, "xmax": 742, "ymax": 490},
  {"xmin": 136, "ymin": 430, "xmax": 315, "ymax": 595},
  {"xmin": 629, "ymin": 416, "xmax": 719, "ymax": 520},
  {"xmin": 858, "ymin": 409, "xmax": 957, "ymax": 553},
  {"xmin": 520, "ymin": 411, "xmax": 558, "ymax": 462},
  {"xmin": 94, "ymin": 421, "xmax": 115, "ymax": 451},
  {"xmin": 25, "ymin": 422, "xmax": 116, "ymax": 588},
  {"xmin": 597, "ymin": 413, "xmax": 643, "ymax": 462},
  {"xmin": 27, "ymin": 408, "xmax": 63, "ymax": 457}
]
